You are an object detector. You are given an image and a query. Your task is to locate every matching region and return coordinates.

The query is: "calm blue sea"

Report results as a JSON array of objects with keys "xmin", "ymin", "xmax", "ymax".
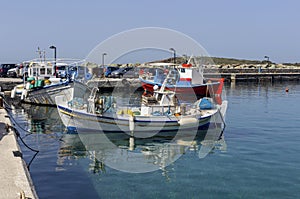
[{"xmin": 9, "ymin": 81, "xmax": 300, "ymax": 199}]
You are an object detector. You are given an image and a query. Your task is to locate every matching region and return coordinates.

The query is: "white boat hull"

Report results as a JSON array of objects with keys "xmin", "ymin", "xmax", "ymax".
[
  {"xmin": 56, "ymin": 95, "xmax": 226, "ymax": 134},
  {"xmin": 20, "ymin": 81, "xmax": 87, "ymax": 106}
]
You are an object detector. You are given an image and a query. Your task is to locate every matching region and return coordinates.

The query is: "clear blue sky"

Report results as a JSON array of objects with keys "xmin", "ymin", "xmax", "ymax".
[{"xmin": 0, "ymin": 0, "xmax": 299, "ymax": 63}]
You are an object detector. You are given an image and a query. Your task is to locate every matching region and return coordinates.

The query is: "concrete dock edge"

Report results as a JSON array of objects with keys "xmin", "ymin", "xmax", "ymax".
[{"xmin": 0, "ymin": 107, "xmax": 38, "ymax": 199}]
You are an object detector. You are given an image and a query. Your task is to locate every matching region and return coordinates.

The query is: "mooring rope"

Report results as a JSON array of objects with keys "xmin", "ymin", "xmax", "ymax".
[{"xmin": 1, "ymin": 93, "xmax": 39, "ymax": 169}]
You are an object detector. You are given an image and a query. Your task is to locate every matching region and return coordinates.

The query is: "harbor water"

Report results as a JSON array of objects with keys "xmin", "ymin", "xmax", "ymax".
[{"xmin": 8, "ymin": 81, "xmax": 300, "ymax": 199}]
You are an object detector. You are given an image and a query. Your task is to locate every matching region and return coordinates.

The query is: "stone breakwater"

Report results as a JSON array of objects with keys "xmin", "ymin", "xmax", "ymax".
[
  {"xmin": 202, "ymin": 64, "xmax": 300, "ymax": 82},
  {"xmin": 1, "ymin": 65, "xmax": 300, "ymax": 91},
  {"xmin": 203, "ymin": 63, "xmax": 300, "ymax": 70},
  {"xmin": 203, "ymin": 68, "xmax": 300, "ymax": 74}
]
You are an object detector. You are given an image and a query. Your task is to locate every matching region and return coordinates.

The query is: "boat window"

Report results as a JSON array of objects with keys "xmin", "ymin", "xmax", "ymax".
[
  {"xmin": 57, "ymin": 66, "xmax": 66, "ymax": 70},
  {"xmin": 46, "ymin": 68, "xmax": 52, "ymax": 75},
  {"xmin": 157, "ymin": 93, "xmax": 162, "ymax": 101},
  {"xmin": 70, "ymin": 67, "xmax": 77, "ymax": 71},
  {"xmin": 40, "ymin": 68, "xmax": 45, "ymax": 75},
  {"xmin": 33, "ymin": 68, "xmax": 37, "ymax": 76},
  {"xmin": 180, "ymin": 68, "xmax": 185, "ymax": 73}
]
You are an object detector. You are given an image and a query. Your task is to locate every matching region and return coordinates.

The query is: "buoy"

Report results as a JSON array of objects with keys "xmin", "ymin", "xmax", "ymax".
[
  {"xmin": 178, "ymin": 118, "xmax": 198, "ymax": 126},
  {"xmin": 21, "ymin": 90, "xmax": 28, "ymax": 100},
  {"xmin": 285, "ymin": 87, "xmax": 289, "ymax": 92},
  {"xmin": 44, "ymin": 79, "xmax": 51, "ymax": 85},
  {"xmin": 129, "ymin": 115, "xmax": 135, "ymax": 131}
]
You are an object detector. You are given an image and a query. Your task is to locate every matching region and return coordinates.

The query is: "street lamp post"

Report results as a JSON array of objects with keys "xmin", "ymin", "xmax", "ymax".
[
  {"xmin": 264, "ymin": 56, "xmax": 269, "ymax": 62},
  {"xmin": 169, "ymin": 48, "xmax": 176, "ymax": 64},
  {"xmin": 182, "ymin": 54, "xmax": 188, "ymax": 63},
  {"xmin": 264, "ymin": 55, "xmax": 270, "ymax": 68},
  {"xmin": 102, "ymin": 53, "xmax": 107, "ymax": 67},
  {"xmin": 49, "ymin": 45, "xmax": 57, "ymax": 75}
]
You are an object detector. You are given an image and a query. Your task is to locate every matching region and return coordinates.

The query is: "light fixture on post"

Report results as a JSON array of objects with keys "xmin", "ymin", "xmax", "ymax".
[
  {"xmin": 102, "ymin": 53, "xmax": 107, "ymax": 67},
  {"xmin": 49, "ymin": 45, "xmax": 57, "ymax": 75},
  {"xmin": 264, "ymin": 56, "xmax": 269, "ymax": 62},
  {"xmin": 264, "ymin": 55, "xmax": 270, "ymax": 68},
  {"xmin": 169, "ymin": 48, "xmax": 176, "ymax": 64}
]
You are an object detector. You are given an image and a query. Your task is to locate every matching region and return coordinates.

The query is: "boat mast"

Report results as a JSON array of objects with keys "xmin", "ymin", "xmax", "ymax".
[{"xmin": 159, "ymin": 69, "xmax": 172, "ymax": 93}]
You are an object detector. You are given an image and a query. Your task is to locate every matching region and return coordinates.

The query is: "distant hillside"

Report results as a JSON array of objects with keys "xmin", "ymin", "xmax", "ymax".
[
  {"xmin": 152, "ymin": 56, "xmax": 268, "ymax": 65},
  {"xmin": 209, "ymin": 57, "xmax": 264, "ymax": 65},
  {"xmin": 281, "ymin": 62, "xmax": 300, "ymax": 66}
]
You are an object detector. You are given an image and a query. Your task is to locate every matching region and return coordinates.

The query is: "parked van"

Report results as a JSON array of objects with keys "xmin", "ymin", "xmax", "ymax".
[{"xmin": 7, "ymin": 65, "xmax": 20, "ymax": 78}]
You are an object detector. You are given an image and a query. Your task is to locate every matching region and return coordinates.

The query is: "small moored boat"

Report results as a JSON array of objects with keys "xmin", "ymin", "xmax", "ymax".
[
  {"xmin": 139, "ymin": 62, "xmax": 224, "ymax": 102},
  {"xmin": 56, "ymin": 71, "xmax": 228, "ymax": 134},
  {"xmin": 11, "ymin": 59, "xmax": 88, "ymax": 106}
]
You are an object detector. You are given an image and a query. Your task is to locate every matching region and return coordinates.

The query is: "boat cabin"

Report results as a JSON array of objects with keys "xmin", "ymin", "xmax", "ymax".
[
  {"xmin": 140, "ymin": 63, "xmax": 204, "ymax": 86},
  {"xmin": 26, "ymin": 61, "xmax": 68, "ymax": 86},
  {"xmin": 28, "ymin": 62, "xmax": 68, "ymax": 79},
  {"xmin": 28, "ymin": 61, "xmax": 53, "ymax": 78},
  {"xmin": 175, "ymin": 64, "xmax": 204, "ymax": 86}
]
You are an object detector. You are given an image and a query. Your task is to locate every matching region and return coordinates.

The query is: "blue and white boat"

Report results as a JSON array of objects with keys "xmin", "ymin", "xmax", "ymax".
[{"xmin": 55, "ymin": 72, "xmax": 228, "ymax": 134}]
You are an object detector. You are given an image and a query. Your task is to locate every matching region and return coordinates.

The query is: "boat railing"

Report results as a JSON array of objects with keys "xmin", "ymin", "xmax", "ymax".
[
  {"xmin": 142, "ymin": 95, "xmax": 157, "ymax": 105},
  {"xmin": 141, "ymin": 104, "xmax": 176, "ymax": 116},
  {"xmin": 87, "ymin": 87, "xmax": 99, "ymax": 113},
  {"xmin": 24, "ymin": 58, "xmax": 83, "ymax": 65},
  {"xmin": 139, "ymin": 72, "xmax": 155, "ymax": 81}
]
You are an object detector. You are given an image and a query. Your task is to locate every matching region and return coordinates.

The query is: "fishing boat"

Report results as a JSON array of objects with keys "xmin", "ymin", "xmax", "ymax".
[
  {"xmin": 139, "ymin": 62, "xmax": 224, "ymax": 101},
  {"xmin": 11, "ymin": 59, "xmax": 89, "ymax": 106},
  {"xmin": 56, "ymin": 71, "xmax": 228, "ymax": 134}
]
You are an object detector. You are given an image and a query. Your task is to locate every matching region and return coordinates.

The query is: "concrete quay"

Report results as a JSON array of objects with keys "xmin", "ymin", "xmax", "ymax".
[
  {"xmin": 0, "ymin": 78, "xmax": 22, "ymax": 91},
  {"xmin": 0, "ymin": 105, "xmax": 38, "ymax": 199}
]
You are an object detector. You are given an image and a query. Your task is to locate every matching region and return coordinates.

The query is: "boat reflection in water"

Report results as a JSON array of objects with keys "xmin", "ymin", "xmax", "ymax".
[
  {"xmin": 58, "ymin": 123, "xmax": 227, "ymax": 174},
  {"xmin": 10, "ymin": 102, "xmax": 226, "ymax": 175},
  {"xmin": 18, "ymin": 103, "xmax": 62, "ymax": 134}
]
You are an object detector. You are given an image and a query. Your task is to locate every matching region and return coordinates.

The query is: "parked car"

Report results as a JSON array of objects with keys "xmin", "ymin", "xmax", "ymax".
[
  {"xmin": 110, "ymin": 67, "xmax": 133, "ymax": 78},
  {"xmin": 104, "ymin": 66, "xmax": 119, "ymax": 77},
  {"xmin": 0, "ymin": 64, "xmax": 17, "ymax": 77}
]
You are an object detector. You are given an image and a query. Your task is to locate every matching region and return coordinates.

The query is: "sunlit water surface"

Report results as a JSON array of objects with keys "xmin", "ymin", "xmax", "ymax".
[{"xmin": 9, "ymin": 81, "xmax": 300, "ymax": 199}]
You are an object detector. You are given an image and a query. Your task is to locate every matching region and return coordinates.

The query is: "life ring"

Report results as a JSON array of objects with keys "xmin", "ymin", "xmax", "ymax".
[{"xmin": 85, "ymin": 73, "xmax": 92, "ymax": 80}]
